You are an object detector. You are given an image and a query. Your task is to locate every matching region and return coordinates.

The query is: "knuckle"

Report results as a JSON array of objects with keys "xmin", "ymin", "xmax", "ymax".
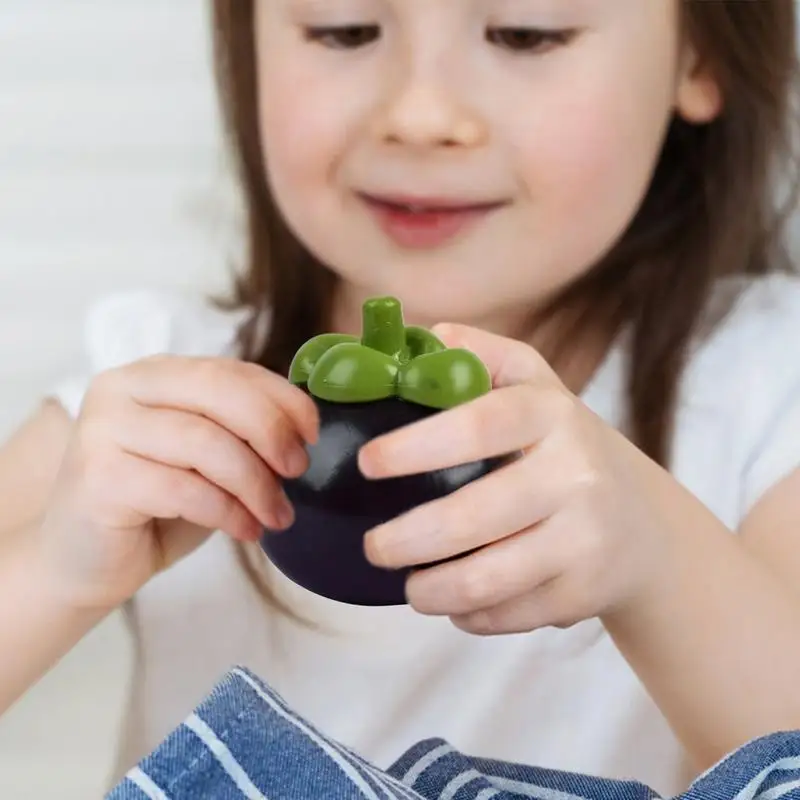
[
  {"xmin": 548, "ymin": 427, "xmax": 602, "ymax": 496},
  {"xmin": 547, "ymin": 387, "xmax": 579, "ymax": 427},
  {"xmin": 192, "ymin": 357, "xmax": 228, "ymax": 385},
  {"xmin": 430, "ymin": 497, "xmax": 460, "ymax": 542},
  {"xmin": 84, "ymin": 367, "xmax": 128, "ymax": 405},
  {"xmin": 517, "ymin": 380, "xmax": 540, "ymax": 407},
  {"xmin": 464, "ymin": 401, "xmax": 498, "ymax": 451},
  {"xmin": 183, "ymin": 416, "xmax": 220, "ymax": 457},
  {"xmin": 570, "ymin": 455, "xmax": 603, "ymax": 497},
  {"xmin": 231, "ymin": 369, "xmax": 282, "ymax": 434},
  {"xmin": 506, "ymin": 384, "xmax": 537, "ymax": 430},
  {"xmin": 84, "ymin": 354, "xmax": 174, "ymax": 409},
  {"xmin": 455, "ymin": 565, "xmax": 497, "ymax": 609},
  {"xmin": 164, "ymin": 471, "xmax": 205, "ymax": 515},
  {"xmin": 551, "ymin": 613, "xmax": 581, "ymax": 631},
  {"xmin": 238, "ymin": 359, "xmax": 269, "ymax": 383},
  {"xmin": 72, "ymin": 441, "xmax": 125, "ymax": 507},
  {"xmin": 258, "ymin": 403, "xmax": 284, "ymax": 434},
  {"xmin": 545, "ymin": 596, "xmax": 581, "ymax": 630},
  {"xmin": 216, "ymin": 491, "xmax": 247, "ymax": 529},
  {"xmin": 259, "ymin": 408, "xmax": 294, "ymax": 455},
  {"xmin": 549, "ymin": 580, "xmax": 593, "ymax": 629},
  {"xmin": 74, "ymin": 412, "xmax": 113, "ymax": 452},
  {"xmin": 76, "ymin": 447, "xmax": 106, "ymax": 493},
  {"xmin": 457, "ymin": 609, "xmax": 502, "ymax": 636}
]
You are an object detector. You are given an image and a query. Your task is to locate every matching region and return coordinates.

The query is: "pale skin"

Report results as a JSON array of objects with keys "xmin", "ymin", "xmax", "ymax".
[{"xmin": 1, "ymin": 0, "xmax": 800, "ymax": 780}]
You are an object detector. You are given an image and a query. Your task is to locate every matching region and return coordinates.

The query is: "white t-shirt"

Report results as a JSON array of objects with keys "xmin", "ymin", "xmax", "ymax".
[{"xmin": 52, "ymin": 275, "xmax": 800, "ymax": 795}]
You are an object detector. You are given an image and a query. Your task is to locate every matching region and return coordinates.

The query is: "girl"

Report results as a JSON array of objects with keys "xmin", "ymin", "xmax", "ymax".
[{"xmin": 1, "ymin": 1, "xmax": 800, "ymax": 795}]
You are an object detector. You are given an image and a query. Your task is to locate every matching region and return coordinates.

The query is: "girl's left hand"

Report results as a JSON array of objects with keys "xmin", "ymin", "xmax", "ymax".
[{"xmin": 359, "ymin": 324, "xmax": 677, "ymax": 635}]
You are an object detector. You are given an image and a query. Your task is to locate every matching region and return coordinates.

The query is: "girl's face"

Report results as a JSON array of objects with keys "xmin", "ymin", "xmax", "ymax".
[{"xmin": 255, "ymin": 0, "xmax": 720, "ymax": 330}]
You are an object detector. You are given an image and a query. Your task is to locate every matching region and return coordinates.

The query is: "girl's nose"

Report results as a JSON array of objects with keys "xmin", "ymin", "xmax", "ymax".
[{"xmin": 370, "ymin": 77, "xmax": 489, "ymax": 150}]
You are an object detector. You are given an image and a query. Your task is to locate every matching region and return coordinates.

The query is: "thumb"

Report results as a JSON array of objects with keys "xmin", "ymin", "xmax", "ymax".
[{"xmin": 431, "ymin": 323, "xmax": 552, "ymax": 388}]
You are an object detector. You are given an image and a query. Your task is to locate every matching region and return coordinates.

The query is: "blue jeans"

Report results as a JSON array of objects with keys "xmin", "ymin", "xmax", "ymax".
[{"xmin": 108, "ymin": 667, "xmax": 800, "ymax": 799}]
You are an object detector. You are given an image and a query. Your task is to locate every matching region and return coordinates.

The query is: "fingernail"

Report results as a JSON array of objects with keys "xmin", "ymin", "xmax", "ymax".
[
  {"xmin": 364, "ymin": 523, "xmax": 407, "ymax": 569},
  {"xmin": 358, "ymin": 446, "xmax": 384, "ymax": 479},
  {"xmin": 284, "ymin": 446, "xmax": 308, "ymax": 478},
  {"xmin": 431, "ymin": 323, "xmax": 455, "ymax": 342},
  {"xmin": 274, "ymin": 498, "xmax": 295, "ymax": 531},
  {"xmin": 363, "ymin": 526, "xmax": 386, "ymax": 566},
  {"xmin": 358, "ymin": 449, "xmax": 373, "ymax": 477}
]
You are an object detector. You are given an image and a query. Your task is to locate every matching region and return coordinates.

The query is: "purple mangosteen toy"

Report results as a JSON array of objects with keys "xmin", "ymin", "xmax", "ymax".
[{"xmin": 260, "ymin": 296, "xmax": 504, "ymax": 606}]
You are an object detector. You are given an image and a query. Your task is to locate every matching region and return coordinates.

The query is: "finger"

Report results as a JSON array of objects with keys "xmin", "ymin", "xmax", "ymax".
[
  {"xmin": 405, "ymin": 519, "xmax": 566, "ymax": 617},
  {"xmin": 116, "ymin": 357, "xmax": 315, "ymax": 477},
  {"xmin": 365, "ymin": 450, "xmax": 568, "ymax": 569},
  {"xmin": 432, "ymin": 323, "xmax": 554, "ymax": 389},
  {"xmin": 112, "ymin": 404, "xmax": 294, "ymax": 531},
  {"xmin": 450, "ymin": 581, "xmax": 579, "ymax": 636},
  {"xmin": 359, "ymin": 382, "xmax": 572, "ymax": 478},
  {"xmin": 117, "ymin": 452, "xmax": 262, "ymax": 542}
]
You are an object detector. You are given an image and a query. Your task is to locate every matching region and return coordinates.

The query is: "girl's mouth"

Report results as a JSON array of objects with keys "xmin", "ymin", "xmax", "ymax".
[{"xmin": 359, "ymin": 193, "xmax": 507, "ymax": 249}]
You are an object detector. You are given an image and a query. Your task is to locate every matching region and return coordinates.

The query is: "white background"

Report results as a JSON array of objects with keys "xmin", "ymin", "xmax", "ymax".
[
  {"xmin": 0, "ymin": 0, "xmax": 237, "ymax": 438},
  {"xmin": 0, "ymin": 2, "xmax": 235, "ymax": 796}
]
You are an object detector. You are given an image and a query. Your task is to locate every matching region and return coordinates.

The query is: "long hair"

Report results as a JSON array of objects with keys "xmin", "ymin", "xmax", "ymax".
[{"xmin": 210, "ymin": 1, "xmax": 800, "ymax": 605}]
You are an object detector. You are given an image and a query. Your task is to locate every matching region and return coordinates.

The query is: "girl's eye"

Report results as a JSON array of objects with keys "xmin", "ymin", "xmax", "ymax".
[
  {"xmin": 486, "ymin": 27, "xmax": 572, "ymax": 54},
  {"xmin": 304, "ymin": 25, "xmax": 380, "ymax": 50}
]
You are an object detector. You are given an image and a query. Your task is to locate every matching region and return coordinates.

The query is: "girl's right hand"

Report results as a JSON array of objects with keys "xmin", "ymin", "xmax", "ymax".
[{"xmin": 36, "ymin": 355, "xmax": 318, "ymax": 612}]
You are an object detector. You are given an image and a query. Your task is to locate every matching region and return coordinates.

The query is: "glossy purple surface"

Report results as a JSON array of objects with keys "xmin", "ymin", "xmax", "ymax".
[{"xmin": 261, "ymin": 396, "xmax": 503, "ymax": 606}]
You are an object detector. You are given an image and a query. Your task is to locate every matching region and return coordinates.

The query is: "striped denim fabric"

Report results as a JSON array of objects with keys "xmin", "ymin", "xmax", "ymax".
[{"xmin": 107, "ymin": 667, "xmax": 800, "ymax": 800}]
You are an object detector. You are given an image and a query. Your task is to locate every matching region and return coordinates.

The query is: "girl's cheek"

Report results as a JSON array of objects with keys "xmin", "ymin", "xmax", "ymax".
[
  {"xmin": 525, "ymin": 65, "xmax": 673, "ymax": 211},
  {"xmin": 511, "ymin": 23, "xmax": 677, "ymax": 199},
  {"xmin": 259, "ymin": 63, "xmax": 376, "ymax": 185}
]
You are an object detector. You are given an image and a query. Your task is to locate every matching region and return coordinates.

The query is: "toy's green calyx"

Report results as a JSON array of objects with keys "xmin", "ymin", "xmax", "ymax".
[{"xmin": 288, "ymin": 297, "xmax": 491, "ymax": 409}]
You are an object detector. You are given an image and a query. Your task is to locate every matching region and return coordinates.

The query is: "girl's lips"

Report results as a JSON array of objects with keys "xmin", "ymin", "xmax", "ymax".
[{"xmin": 359, "ymin": 194, "xmax": 506, "ymax": 249}]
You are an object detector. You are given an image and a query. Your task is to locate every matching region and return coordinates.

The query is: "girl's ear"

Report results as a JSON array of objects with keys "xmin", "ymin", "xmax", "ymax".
[{"xmin": 675, "ymin": 46, "xmax": 723, "ymax": 124}]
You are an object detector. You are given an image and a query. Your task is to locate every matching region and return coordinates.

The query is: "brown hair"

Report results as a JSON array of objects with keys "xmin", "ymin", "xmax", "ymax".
[{"xmin": 210, "ymin": 1, "xmax": 800, "ymax": 603}]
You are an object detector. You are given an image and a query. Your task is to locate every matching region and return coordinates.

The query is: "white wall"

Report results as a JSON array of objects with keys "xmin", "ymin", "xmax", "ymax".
[
  {"xmin": 0, "ymin": 0, "xmax": 237, "ymax": 439},
  {"xmin": 0, "ymin": 3, "xmax": 234, "ymax": 796}
]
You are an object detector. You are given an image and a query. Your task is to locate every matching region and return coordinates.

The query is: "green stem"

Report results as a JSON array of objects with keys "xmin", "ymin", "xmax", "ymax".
[{"xmin": 361, "ymin": 297, "xmax": 406, "ymax": 359}]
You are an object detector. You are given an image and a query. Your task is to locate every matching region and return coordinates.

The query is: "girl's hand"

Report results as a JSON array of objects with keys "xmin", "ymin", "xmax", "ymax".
[
  {"xmin": 38, "ymin": 356, "xmax": 318, "ymax": 612},
  {"xmin": 360, "ymin": 324, "xmax": 675, "ymax": 635}
]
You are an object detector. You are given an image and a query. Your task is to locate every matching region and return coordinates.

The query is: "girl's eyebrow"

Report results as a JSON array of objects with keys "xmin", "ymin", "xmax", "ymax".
[
  {"xmin": 278, "ymin": 0, "xmax": 379, "ymax": 19},
  {"xmin": 273, "ymin": 0, "xmax": 347, "ymax": 21},
  {"xmin": 281, "ymin": 0, "xmax": 365, "ymax": 10},
  {"xmin": 274, "ymin": 0, "xmax": 323, "ymax": 13},
  {"xmin": 491, "ymin": 0, "xmax": 606, "ymax": 18},
  {"xmin": 279, "ymin": 0, "xmax": 608, "ymax": 26}
]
